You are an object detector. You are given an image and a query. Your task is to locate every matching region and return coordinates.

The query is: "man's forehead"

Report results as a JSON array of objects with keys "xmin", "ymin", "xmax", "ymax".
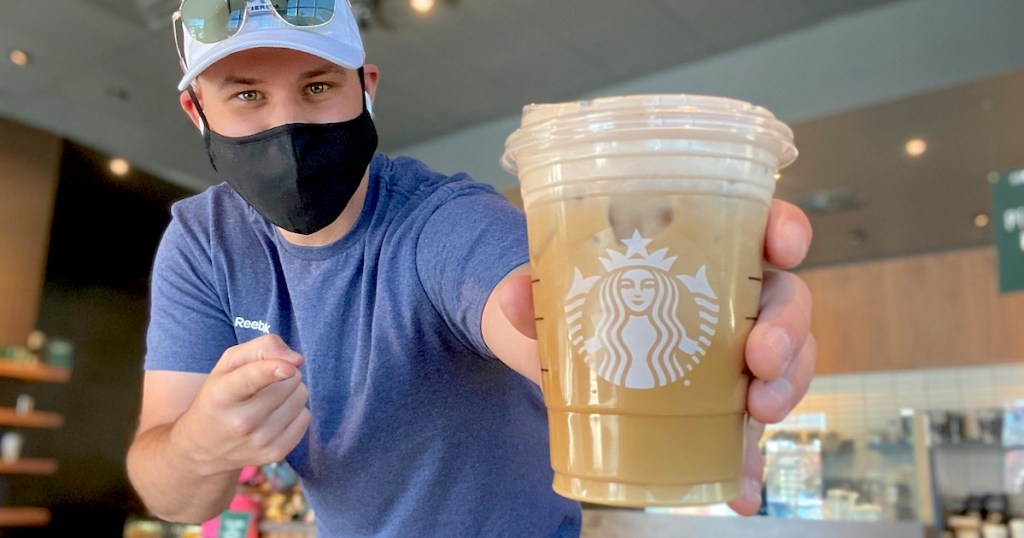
[
  {"xmin": 200, "ymin": 47, "xmax": 353, "ymax": 83},
  {"xmin": 213, "ymin": 46, "xmax": 348, "ymax": 66}
]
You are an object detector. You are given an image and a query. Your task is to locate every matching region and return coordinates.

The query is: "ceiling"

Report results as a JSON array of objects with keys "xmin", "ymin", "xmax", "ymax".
[{"xmin": 2, "ymin": 0, "xmax": 1023, "ymax": 269}]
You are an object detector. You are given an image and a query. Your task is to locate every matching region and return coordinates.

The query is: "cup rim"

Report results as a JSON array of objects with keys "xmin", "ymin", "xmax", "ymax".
[{"xmin": 501, "ymin": 93, "xmax": 797, "ymax": 176}]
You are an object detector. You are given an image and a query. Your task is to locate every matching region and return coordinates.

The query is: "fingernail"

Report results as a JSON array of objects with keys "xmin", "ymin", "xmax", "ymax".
[
  {"xmin": 287, "ymin": 350, "xmax": 303, "ymax": 362},
  {"xmin": 786, "ymin": 220, "xmax": 810, "ymax": 261},
  {"xmin": 273, "ymin": 367, "xmax": 291, "ymax": 380},
  {"xmin": 771, "ymin": 377, "xmax": 794, "ymax": 408},
  {"xmin": 768, "ymin": 329, "xmax": 793, "ymax": 367}
]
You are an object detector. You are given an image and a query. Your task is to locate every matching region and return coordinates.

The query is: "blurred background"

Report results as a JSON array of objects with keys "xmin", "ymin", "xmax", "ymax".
[{"xmin": 1, "ymin": 0, "xmax": 1023, "ymax": 536}]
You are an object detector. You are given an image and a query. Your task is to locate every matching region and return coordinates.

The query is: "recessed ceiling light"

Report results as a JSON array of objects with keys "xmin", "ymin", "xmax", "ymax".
[
  {"xmin": 904, "ymin": 138, "xmax": 927, "ymax": 157},
  {"xmin": 9, "ymin": 49, "xmax": 29, "ymax": 66},
  {"xmin": 109, "ymin": 158, "xmax": 130, "ymax": 177},
  {"xmin": 410, "ymin": 0, "xmax": 435, "ymax": 14},
  {"xmin": 973, "ymin": 212, "xmax": 990, "ymax": 228}
]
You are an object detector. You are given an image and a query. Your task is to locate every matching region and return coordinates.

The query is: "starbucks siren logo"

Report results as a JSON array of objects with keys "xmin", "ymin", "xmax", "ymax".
[{"xmin": 565, "ymin": 230, "xmax": 719, "ymax": 389}]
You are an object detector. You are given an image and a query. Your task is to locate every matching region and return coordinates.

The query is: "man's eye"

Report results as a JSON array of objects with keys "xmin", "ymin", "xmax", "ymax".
[
  {"xmin": 235, "ymin": 90, "xmax": 259, "ymax": 102},
  {"xmin": 308, "ymin": 83, "xmax": 329, "ymax": 95}
]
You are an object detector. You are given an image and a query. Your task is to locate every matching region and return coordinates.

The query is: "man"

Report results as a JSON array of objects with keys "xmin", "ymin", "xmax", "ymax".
[{"xmin": 126, "ymin": 1, "xmax": 816, "ymax": 536}]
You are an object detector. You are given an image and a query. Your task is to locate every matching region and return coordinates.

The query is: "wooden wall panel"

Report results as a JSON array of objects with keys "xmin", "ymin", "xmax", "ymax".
[
  {"xmin": 0, "ymin": 117, "xmax": 62, "ymax": 346},
  {"xmin": 799, "ymin": 247, "xmax": 1024, "ymax": 374}
]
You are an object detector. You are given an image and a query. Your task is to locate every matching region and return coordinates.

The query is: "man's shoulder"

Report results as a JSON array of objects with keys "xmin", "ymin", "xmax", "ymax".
[
  {"xmin": 169, "ymin": 182, "xmax": 245, "ymax": 217},
  {"xmin": 167, "ymin": 182, "xmax": 259, "ymax": 233},
  {"xmin": 376, "ymin": 154, "xmax": 509, "ymax": 211},
  {"xmin": 162, "ymin": 183, "xmax": 264, "ymax": 253}
]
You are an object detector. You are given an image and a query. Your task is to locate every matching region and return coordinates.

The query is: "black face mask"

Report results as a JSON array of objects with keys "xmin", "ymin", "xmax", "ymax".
[{"xmin": 189, "ymin": 69, "xmax": 378, "ymax": 235}]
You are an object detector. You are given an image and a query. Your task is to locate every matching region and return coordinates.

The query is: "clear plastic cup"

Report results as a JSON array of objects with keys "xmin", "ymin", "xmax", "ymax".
[{"xmin": 501, "ymin": 94, "xmax": 797, "ymax": 507}]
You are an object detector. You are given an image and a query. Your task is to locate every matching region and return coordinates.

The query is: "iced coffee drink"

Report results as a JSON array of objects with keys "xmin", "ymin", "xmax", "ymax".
[{"xmin": 501, "ymin": 94, "xmax": 797, "ymax": 507}]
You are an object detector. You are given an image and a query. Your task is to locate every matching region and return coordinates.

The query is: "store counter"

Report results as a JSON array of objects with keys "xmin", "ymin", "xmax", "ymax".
[{"xmin": 581, "ymin": 509, "xmax": 927, "ymax": 538}]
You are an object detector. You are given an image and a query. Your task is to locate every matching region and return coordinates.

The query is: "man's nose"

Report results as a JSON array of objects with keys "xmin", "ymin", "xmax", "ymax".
[{"xmin": 266, "ymin": 99, "xmax": 311, "ymax": 129}]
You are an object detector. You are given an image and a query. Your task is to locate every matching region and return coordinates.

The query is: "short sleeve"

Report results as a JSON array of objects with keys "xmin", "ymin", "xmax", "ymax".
[
  {"xmin": 143, "ymin": 214, "xmax": 237, "ymax": 373},
  {"xmin": 415, "ymin": 183, "xmax": 529, "ymax": 359}
]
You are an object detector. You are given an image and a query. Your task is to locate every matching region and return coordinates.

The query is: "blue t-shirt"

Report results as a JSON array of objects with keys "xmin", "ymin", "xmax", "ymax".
[{"xmin": 144, "ymin": 153, "xmax": 582, "ymax": 536}]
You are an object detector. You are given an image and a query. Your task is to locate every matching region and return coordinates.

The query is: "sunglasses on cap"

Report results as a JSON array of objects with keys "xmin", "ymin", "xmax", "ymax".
[{"xmin": 174, "ymin": 0, "xmax": 336, "ymax": 45}]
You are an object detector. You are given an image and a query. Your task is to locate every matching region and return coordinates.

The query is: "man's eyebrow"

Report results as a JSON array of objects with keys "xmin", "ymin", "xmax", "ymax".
[
  {"xmin": 219, "ymin": 76, "xmax": 261, "ymax": 90},
  {"xmin": 300, "ymin": 64, "xmax": 348, "ymax": 79},
  {"xmin": 213, "ymin": 65, "xmax": 345, "ymax": 90}
]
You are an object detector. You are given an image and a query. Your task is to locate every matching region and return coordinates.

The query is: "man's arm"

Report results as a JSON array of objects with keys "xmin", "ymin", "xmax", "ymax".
[
  {"xmin": 126, "ymin": 335, "xmax": 309, "ymax": 523},
  {"xmin": 127, "ymin": 371, "xmax": 238, "ymax": 522}
]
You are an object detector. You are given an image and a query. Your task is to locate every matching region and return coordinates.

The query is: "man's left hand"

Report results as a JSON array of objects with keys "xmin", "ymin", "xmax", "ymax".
[{"xmin": 728, "ymin": 199, "xmax": 815, "ymax": 515}]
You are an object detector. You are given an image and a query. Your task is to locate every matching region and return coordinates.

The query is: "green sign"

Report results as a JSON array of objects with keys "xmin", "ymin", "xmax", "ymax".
[
  {"xmin": 217, "ymin": 511, "xmax": 253, "ymax": 538},
  {"xmin": 991, "ymin": 168, "xmax": 1024, "ymax": 293}
]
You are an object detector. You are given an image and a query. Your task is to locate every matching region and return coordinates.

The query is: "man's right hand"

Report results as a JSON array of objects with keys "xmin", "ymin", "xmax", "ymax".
[
  {"xmin": 126, "ymin": 334, "xmax": 310, "ymax": 523},
  {"xmin": 174, "ymin": 334, "xmax": 311, "ymax": 476}
]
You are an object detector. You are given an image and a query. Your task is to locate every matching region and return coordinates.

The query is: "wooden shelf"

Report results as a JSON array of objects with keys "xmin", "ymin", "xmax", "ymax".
[
  {"xmin": 0, "ymin": 507, "xmax": 51, "ymax": 527},
  {"xmin": 0, "ymin": 458, "xmax": 58, "ymax": 476},
  {"xmin": 0, "ymin": 407, "xmax": 63, "ymax": 429},
  {"xmin": 0, "ymin": 357, "xmax": 66, "ymax": 532},
  {"xmin": 0, "ymin": 362, "xmax": 70, "ymax": 383}
]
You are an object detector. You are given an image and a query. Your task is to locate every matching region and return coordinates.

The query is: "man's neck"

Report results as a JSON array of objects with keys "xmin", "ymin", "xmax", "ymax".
[{"xmin": 276, "ymin": 171, "xmax": 370, "ymax": 247}]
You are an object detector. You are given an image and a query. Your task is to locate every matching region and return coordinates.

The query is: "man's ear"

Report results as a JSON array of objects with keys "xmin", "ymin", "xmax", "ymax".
[
  {"xmin": 362, "ymin": 63, "xmax": 380, "ymax": 102},
  {"xmin": 179, "ymin": 85, "xmax": 204, "ymax": 132}
]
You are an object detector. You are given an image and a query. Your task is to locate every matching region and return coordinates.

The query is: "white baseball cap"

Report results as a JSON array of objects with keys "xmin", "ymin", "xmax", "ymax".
[{"xmin": 176, "ymin": 0, "xmax": 365, "ymax": 91}]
